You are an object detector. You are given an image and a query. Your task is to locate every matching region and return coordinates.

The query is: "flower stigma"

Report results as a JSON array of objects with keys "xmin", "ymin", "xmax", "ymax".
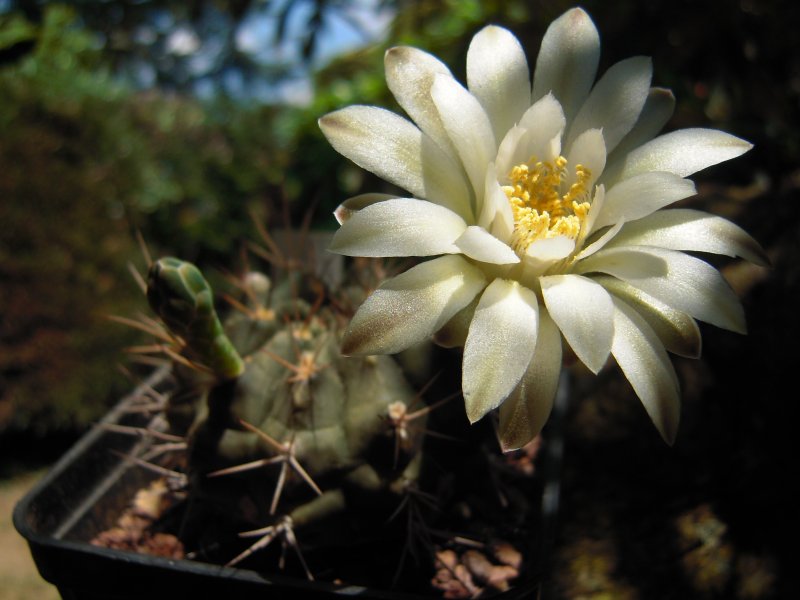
[{"xmin": 502, "ymin": 156, "xmax": 592, "ymax": 254}]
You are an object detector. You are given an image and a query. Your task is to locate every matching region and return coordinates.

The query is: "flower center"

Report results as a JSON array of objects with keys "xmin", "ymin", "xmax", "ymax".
[{"xmin": 502, "ymin": 156, "xmax": 592, "ymax": 254}]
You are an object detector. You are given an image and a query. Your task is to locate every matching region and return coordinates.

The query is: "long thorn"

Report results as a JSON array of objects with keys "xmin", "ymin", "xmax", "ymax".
[
  {"xmin": 238, "ymin": 420, "xmax": 286, "ymax": 454},
  {"xmin": 100, "ymin": 423, "xmax": 184, "ymax": 443},
  {"xmin": 207, "ymin": 456, "xmax": 283, "ymax": 478},
  {"xmin": 227, "ymin": 528, "xmax": 279, "ymax": 567},
  {"xmin": 107, "ymin": 315, "xmax": 173, "ymax": 342},
  {"xmin": 288, "ymin": 456, "xmax": 323, "ymax": 497},
  {"xmin": 270, "ymin": 462, "xmax": 289, "ymax": 515},
  {"xmin": 127, "ymin": 262, "xmax": 148, "ymax": 295},
  {"xmin": 135, "ymin": 229, "xmax": 153, "ymax": 268},
  {"xmin": 111, "ymin": 450, "xmax": 187, "ymax": 486}
]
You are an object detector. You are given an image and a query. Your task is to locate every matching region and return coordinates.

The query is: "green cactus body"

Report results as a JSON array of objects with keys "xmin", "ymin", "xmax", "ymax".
[{"xmin": 146, "ymin": 257, "xmax": 425, "ymax": 549}]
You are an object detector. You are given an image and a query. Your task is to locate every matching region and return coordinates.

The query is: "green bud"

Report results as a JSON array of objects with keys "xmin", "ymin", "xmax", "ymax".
[{"xmin": 147, "ymin": 258, "xmax": 244, "ymax": 379}]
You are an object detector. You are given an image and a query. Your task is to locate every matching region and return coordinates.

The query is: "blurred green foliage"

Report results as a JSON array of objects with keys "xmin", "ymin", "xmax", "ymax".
[
  {"xmin": 0, "ymin": 6, "xmax": 286, "ymax": 438},
  {"xmin": 1, "ymin": 6, "xmax": 142, "ymax": 436}
]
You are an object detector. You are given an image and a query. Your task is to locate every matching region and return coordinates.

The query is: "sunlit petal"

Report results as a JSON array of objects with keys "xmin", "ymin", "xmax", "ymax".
[
  {"xmin": 319, "ymin": 106, "xmax": 472, "ymax": 219},
  {"xmin": 384, "ymin": 45, "xmax": 456, "ymax": 157},
  {"xmin": 604, "ymin": 128, "xmax": 753, "ymax": 185},
  {"xmin": 596, "ymin": 275, "xmax": 701, "ymax": 358},
  {"xmin": 342, "ymin": 255, "xmax": 486, "ymax": 356},
  {"xmin": 329, "ymin": 198, "xmax": 467, "ymax": 257},
  {"xmin": 607, "ymin": 87, "xmax": 675, "ymax": 169},
  {"xmin": 575, "ymin": 244, "xmax": 668, "ymax": 279},
  {"xmin": 499, "ymin": 310, "xmax": 562, "ymax": 451},
  {"xmin": 566, "ymin": 56, "xmax": 652, "ymax": 153},
  {"xmin": 467, "ymin": 25, "xmax": 531, "ymax": 140},
  {"xmin": 564, "ymin": 128, "xmax": 605, "ymax": 190},
  {"xmin": 431, "ymin": 74, "xmax": 496, "ymax": 199},
  {"xmin": 334, "ymin": 193, "xmax": 396, "ymax": 225},
  {"xmin": 532, "ymin": 7, "xmax": 600, "ymax": 121},
  {"xmin": 611, "ymin": 296, "xmax": 681, "ymax": 445},
  {"xmin": 540, "ymin": 274, "xmax": 613, "ymax": 373},
  {"xmin": 478, "ymin": 164, "xmax": 514, "ymax": 241},
  {"xmin": 455, "ymin": 226, "xmax": 519, "ymax": 264},
  {"xmin": 579, "ymin": 246, "xmax": 746, "ymax": 333},
  {"xmin": 463, "ymin": 279, "xmax": 539, "ymax": 423},
  {"xmin": 433, "ymin": 294, "xmax": 479, "ymax": 349},
  {"xmin": 517, "ymin": 94, "xmax": 566, "ymax": 164},
  {"xmin": 573, "ymin": 220, "xmax": 624, "ymax": 261},
  {"xmin": 593, "ymin": 172, "xmax": 696, "ymax": 230},
  {"xmin": 525, "ymin": 236, "xmax": 575, "ymax": 262},
  {"xmin": 609, "ymin": 208, "xmax": 769, "ymax": 266}
]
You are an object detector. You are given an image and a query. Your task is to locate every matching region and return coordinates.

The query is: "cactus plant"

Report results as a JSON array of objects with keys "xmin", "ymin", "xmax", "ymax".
[{"xmin": 142, "ymin": 255, "xmax": 432, "ymax": 569}]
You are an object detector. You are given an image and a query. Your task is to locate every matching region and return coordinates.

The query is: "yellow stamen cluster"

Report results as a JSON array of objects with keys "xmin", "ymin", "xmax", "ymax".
[{"xmin": 502, "ymin": 156, "xmax": 592, "ymax": 254}]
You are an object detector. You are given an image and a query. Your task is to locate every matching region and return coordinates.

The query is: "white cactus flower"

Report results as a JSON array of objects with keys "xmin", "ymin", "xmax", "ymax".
[{"xmin": 319, "ymin": 7, "xmax": 766, "ymax": 449}]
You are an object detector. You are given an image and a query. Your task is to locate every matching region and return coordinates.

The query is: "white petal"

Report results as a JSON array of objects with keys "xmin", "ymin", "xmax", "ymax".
[
  {"xmin": 525, "ymin": 236, "xmax": 575, "ymax": 262},
  {"xmin": 318, "ymin": 106, "xmax": 473, "ymax": 219},
  {"xmin": 499, "ymin": 310, "xmax": 562, "ymax": 451},
  {"xmin": 463, "ymin": 279, "xmax": 539, "ymax": 423},
  {"xmin": 574, "ymin": 220, "xmax": 625, "ymax": 261},
  {"xmin": 467, "ymin": 25, "xmax": 531, "ymax": 141},
  {"xmin": 566, "ymin": 56, "xmax": 652, "ymax": 153},
  {"xmin": 564, "ymin": 128, "xmax": 606, "ymax": 190},
  {"xmin": 455, "ymin": 226, "xmax": 519, "ymax": 264},
  {"xmin": 575, "ymin": 243, "xmax": 668, "ymax": 279},
  {"xmin": 611, "ymin": 296, "xmax": 681, "ymax": 445},
  {"xmin": 580, "ymin": 183, "xmax": 605, "ymax": 241},
  {"xmin": 577, "ymin": 246, "xmax": 746, "ymax": 333},
  {"xmin": 532, "ymin": 7, "xmax": 600, "ymax": 122},
  {"xmin": 329, "ymin": 198, "xmax": 467, "ymax": 257},
  {"xmin": 607, "ymin": 87, "xmax": 675, "ymax": 166},
  {"xmin": 433, "ymin": 295, "xmax": 479, "ymax": 349},
  {"xmin": 431, "ymin": 74, "xmax": 496, "ymax": 200},
  {"xmin": 516, "ymin": 93, "xmax": 567, "ymax": 163},
  {"xmin": 609, "ymin": 208, "xmax": 769, "ymax": 266},
  {"xmin": 342, "ymin": 255, "xmax": 486, "ymax": 356},
  {"xmin": 384, "ymin": 46, "xmax": 456, "ymax": 157},
  {"xmin": 540, "ymin": 274, "xmax": 614, "ymax": 373},
  {"xmin": 334, "ymin": 193, "xmax": 396, "ymax": 224},
  {"xmin": 604, "ymin": 127, "xmax": 753, "ymax": 186},
  {"xmin": 595, "ymin": 274, "xmax": 701, "ymax": 358},
  {"xmin": 495, "ymin": 125, "xmax": 531, "ymax": 182},
  {"xmin": 478, "ymin": 165, "xmax": 514, "ymax": 241},
  {"xmin": 593, "ymin": 172, "xmax": 697, "ymax": 230}
]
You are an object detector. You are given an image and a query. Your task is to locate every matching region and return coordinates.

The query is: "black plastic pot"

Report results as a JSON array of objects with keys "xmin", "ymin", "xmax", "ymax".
[{"xmin": 14, "ymin": 367, "xmax": 562, "ymax": 600}]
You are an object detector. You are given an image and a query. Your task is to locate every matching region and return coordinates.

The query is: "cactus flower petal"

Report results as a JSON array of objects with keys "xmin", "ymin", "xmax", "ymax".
[
  {"xmin": 603, "ymin": 127, "xmax": 753, "ymax": 185},
  {"xmin": 594, "ymin": 275, "xmax": 702, "ymax": 358},
  {"xmin": 608, "ymin": 208, "xmax": 770, "ymax": 266},
  {"xmin": 463, "ymin": 279, "xmax": 539, "ymax": 423},
  {"xmin": 593, "ymin": 172, "xmax": 697, "ymax": 230},
  {"xmin": 565, "ymin": 56, "xmax": 652, "ymax": 153},
  {"xmin": 532, "ymin": 7, "xmax": 600, "ymax": 121},
  {"xmin": 319, "ymin": 106, "xmax": 472, "ymax": 219},
  {"xmin": 498, "ymin": 310, "xmax": 562, "ymax": 451},
  {"xmin": 384, "ymin": 46, "xmax": 455, "ymax": 158},
  {"xmin": 578, "ymin": 246, "xmax": 747, "ymax": 334},
  {"xmin": 342, "ymin": 255, "xmax": 486, "ymax": 356},
  {"xmin": 467, "ymin": 25, "xmax": 531, "ymax": 141},
  {"xmin": 329, "ymin": 198, "xmax": 467, "ymax": 257},
  {"xmin": 611, "ymin": 297, "xmax": 681, "ymax": 445},
  {"xmin": 540, "ymin": 274, "xmax": 614, "ymax": 374}
]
